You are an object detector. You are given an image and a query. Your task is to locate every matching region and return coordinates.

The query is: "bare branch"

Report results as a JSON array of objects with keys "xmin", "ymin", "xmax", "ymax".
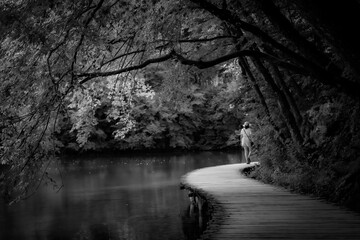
[
  {"xmin": 102, "ymin": 35, "xmax": 236, "ymax": 67},
  {"xmin": 101, "ymin": 49, "xmax": 145, "ymax": 68},
  {"xmin": 71, "ymin": 0, "xmax": 105, "ymax": 82},
  {"xmin": 77, "ymin": 50, "xmax": 175, "ymax": 84},
  {"xmin": 169, "ymin": 35, "xmax": 236, "ymax": 43},
  {"xmin": 77, "ymin": 49, "xmax": 307, "ymax": 84}
]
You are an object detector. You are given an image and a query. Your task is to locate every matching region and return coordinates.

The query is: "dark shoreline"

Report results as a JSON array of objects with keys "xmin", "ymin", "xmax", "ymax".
[
  {"xmin": 59, "ymin": 147, "xmax": 241, "ymax": 160},
  {"xmin": 180, "ymin": 176, "xmax": 226, "ymax": 240}
]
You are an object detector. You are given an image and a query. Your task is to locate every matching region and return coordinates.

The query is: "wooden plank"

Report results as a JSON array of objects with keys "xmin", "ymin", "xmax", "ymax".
[{"xmin": 181, "ymin": 163, "xmax": 360, "ymax": 240}]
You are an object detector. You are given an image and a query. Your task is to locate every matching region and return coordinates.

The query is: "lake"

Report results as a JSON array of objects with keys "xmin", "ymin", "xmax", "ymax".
[{"xmin": 0, "ymin": 151, "xmax": 243, "ymax": 240}]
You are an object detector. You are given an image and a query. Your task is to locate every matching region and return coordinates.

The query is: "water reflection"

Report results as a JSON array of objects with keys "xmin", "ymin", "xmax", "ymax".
[
  {"xmin": 0, "ymin": 151, "xmax": 242, "ymax": 240},
  {"xmin": 181, "ymin": 191, "xmax": 210, "ymax": 240}
]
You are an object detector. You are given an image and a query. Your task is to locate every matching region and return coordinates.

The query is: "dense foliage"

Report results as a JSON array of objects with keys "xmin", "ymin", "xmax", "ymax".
[
  {"xmin": 1, "ymin": 0, "xmax": 360, "ymax": 212},
  {"xmin": 60, "ymin": 66, "xmax": 242, "ymax": 151}
]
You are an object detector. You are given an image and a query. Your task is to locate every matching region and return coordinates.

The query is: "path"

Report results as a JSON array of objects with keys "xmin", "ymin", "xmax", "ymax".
[{"xmin": 180, "ymin": 163, "xmax": 360, "ymax": 240}]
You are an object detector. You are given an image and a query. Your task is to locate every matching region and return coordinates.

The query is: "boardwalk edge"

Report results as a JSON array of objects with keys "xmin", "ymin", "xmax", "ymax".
[{"xmin": 179, "ymin": 163, "xmax": 260, "ymax": 240}]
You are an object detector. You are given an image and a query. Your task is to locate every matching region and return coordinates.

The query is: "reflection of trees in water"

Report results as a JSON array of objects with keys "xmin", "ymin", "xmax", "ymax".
[
  {"xmin": 1, "ymin": 153, "xmax": 236, "ymax": 240},
  {"xmin": 74, "ymin": 223, "xmax": 113, "ymax": 240},
  {"xmin": 181, "ymin": 192, "xmax": 210, "ymax": 240},
  {"xmin": 72, "ymin": 222, "xmax": 133, "ymax": 240}
]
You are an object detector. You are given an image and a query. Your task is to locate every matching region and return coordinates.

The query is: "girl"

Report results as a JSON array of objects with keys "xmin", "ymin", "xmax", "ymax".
[{"xmin": 240, "ymin": 122, "xmax": 252, "ymax": 164}]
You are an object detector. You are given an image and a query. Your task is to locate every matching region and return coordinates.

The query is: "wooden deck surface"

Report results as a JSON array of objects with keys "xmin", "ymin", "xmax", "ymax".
[{"xmin": 181, "ymin": 163, "xmax": 360, "ymax": 240}]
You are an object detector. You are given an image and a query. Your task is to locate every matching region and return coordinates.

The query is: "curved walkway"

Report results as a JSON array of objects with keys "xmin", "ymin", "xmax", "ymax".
[{"xmin": 180, "ymin": 163, "xmax": 360, "ymax": 240}]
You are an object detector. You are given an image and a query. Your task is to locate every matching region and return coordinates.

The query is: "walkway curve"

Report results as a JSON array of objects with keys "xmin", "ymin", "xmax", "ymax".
[{"xmin": 180, "ymin": 163, "xmax": 360, "ymax": 240}]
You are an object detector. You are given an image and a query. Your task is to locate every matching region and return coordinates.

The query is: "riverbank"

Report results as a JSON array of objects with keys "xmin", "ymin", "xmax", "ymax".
[{"xmin": 60, "ymin": 147, "xmax": 241, "ymax": 159}]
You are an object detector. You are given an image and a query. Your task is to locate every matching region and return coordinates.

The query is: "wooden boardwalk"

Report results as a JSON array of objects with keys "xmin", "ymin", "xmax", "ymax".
[{"xmin": 181, "ymin": 163, "xmax": 360, "ymax": 240}]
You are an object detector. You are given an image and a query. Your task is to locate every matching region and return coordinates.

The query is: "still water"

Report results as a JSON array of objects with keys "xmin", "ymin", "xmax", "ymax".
[{"xmin": 0, "ymin": 151, "xmax": 242, "ymax": 240}]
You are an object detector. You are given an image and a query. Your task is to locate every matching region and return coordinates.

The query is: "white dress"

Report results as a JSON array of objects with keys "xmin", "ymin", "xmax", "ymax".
[{"xmin": 240, "ymin": 128, "xmax": 252, "ymax": 147}]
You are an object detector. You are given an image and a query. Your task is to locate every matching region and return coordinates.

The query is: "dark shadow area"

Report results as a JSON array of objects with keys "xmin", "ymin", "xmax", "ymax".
[{"xmin": 181, "ymin": 191, "xmax": 210, "ymax": 240}]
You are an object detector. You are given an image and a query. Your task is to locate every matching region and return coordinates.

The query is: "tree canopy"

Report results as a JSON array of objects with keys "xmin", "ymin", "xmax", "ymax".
[{"xmin": 1, "ymin": 0, "xmax": 360, "ymax": 210}]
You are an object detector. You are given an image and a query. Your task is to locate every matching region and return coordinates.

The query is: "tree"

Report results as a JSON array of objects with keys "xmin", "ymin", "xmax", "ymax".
[{"xmin": 1, "ymin": 0, "xmax": 360, "ymax": 210}]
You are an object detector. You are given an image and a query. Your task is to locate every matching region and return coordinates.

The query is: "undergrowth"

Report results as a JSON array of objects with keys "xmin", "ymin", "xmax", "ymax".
[{"xmin": 249, "ymin": 98, "xmax": 360, "ymax": 213}]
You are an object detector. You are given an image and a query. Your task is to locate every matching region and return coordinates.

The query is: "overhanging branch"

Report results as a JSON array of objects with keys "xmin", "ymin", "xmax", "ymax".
[
  {"xmin": 77, "ymin": 50, "xmax": 175, "ymax": 84},
  {"xmin": 102, "ymin": 35, "xmax": 237, "ymax": 68},
  {"xmin": 76, "ymin": 49, "xmax": 308, "ymax": 84}
]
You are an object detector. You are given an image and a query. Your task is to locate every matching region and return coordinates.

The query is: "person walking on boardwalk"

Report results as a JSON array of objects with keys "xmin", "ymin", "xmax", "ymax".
[{"xmin": 239, "ymin": 121, "xmax": 253, "ymax": 164}]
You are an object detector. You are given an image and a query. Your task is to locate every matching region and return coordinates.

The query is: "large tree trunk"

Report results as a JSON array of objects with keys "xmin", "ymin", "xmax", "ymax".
[
  {"xmin": 269, "ymin": 63, "xmax": 303, "ymax": 126},
  {"xmin": 251, "ymin": 56, "xmax": 304, "ymax": 147},
  {"xmin": 238, "ymin": 57, "xmax": 286, "ymax": 145}
]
